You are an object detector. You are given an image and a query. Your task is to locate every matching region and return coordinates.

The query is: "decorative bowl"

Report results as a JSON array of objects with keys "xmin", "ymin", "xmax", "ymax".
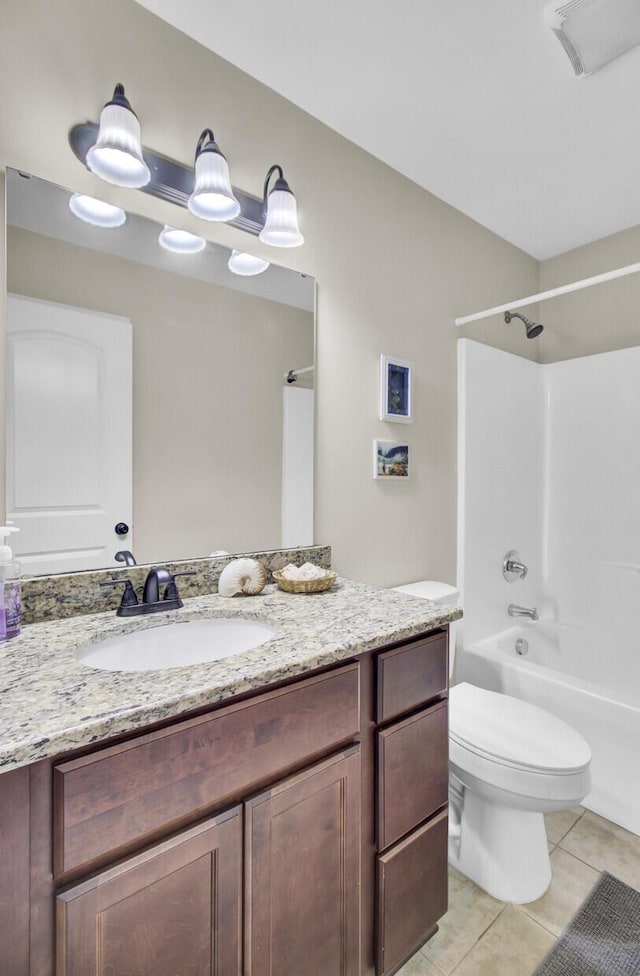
[{"xmin": 272, "ymin": 569, "xmax": 337, "ymax": 594}]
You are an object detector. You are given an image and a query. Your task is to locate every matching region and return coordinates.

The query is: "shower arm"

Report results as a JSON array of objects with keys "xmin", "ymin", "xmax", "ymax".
[{"xmin": 504, "ymin": 311, "xmax": 532, "ymax": 327}]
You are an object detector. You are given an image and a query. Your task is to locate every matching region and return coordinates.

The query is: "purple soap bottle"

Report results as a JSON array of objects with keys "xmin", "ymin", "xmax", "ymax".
[{"xmin": 0, "ymin": 526, "xmax": 21, "ymax": 640}]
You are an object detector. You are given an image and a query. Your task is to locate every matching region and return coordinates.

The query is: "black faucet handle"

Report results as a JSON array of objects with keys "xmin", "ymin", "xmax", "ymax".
[
  {"xmin": 100, "ymin": 578, "xmax": 139, "ymax": 608},
  {"xmin": 163, "ymin": 571, "xmax": 196, "ymax": 602}
]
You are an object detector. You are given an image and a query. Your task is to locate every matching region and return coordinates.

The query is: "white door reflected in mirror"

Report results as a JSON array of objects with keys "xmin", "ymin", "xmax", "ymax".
[{"xmin": 7, "ymin": 294, "xmax": 133, "ymax": 575}]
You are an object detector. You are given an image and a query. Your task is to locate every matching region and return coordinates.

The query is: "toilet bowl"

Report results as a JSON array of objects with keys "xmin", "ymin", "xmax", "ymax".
[
  {"xmin": 391, "ymin": 580, "xmax": 592, "ymax": 903},
  {"xmin": 448, "ymin": 682, "xmax": 590, "ymax": 902}
]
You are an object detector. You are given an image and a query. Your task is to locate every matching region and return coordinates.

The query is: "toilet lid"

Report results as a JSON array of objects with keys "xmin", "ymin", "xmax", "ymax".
[{"xmin": 450, "ymin": 683, "xmax": 591, "ymax": 774}]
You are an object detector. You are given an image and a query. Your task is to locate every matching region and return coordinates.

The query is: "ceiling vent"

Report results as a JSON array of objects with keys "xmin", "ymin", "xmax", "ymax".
[{"xmin": 545, "ymin": 0, "xmax": 640, "ymax": 76}]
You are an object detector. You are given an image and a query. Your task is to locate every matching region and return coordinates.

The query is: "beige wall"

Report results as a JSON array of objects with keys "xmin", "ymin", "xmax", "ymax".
[
  {"xmin": 8, "ymin": 226, "xmax": 313, "ymax": 562},
  {"xmin": 538, "ymin": 225, "xmax": 640, "ymax": 363},
  {"xmin": 0, "ymin": 0, "xmax": 539, "ymax": 586}
]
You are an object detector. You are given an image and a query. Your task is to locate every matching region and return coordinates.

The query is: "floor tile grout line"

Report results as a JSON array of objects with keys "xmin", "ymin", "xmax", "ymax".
[
  {"xmin": 514, "ymin": 902, "xmax": 559, "ymax": 939},
  {"xmin": 555, "ymin": 839, "xmax": 606, "ymax": 870},
  {"xmin": 438, "ymin": 902, "xmax": 510, "ymax": 975},
  {"xmin": 546, "ymin": 809, "xmax": 585, "ymax": 847},
  {"xmin": 447, "ymin": 903, "xmax": 559, "ymax": 975},
  {"xmin": 555, "ymin": 838, "xmax": 619, "ymax": 875}
]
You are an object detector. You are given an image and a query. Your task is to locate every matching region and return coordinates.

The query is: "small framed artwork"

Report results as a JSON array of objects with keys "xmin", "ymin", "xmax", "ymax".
[
  {"xmin": 380, "ymin": 354, "xmax": 412, "ymax": 423},
  {"xmin": 373, "ymin": 439, "xmax": 410, "ymax": 479}
]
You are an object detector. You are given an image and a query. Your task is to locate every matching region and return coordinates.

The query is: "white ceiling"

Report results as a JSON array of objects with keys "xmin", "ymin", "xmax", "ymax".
[{"xmin": 134, "ymin": 0, "xmax": 640, "ymax": 260}]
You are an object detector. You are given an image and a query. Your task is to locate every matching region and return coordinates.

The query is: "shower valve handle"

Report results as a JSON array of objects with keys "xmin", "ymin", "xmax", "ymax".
[{"xmin": 503, "ymin": 551, "xmax": 528, "ymax": 581}]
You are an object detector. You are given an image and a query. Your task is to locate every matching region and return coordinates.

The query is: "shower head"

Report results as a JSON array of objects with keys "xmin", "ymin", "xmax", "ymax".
[{"xmin": 504, "ymin": 310, "xmax": 544, "ymax": 339}]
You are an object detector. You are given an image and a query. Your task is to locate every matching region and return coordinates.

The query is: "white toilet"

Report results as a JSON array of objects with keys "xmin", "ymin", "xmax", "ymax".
[{"xmin": 392, "ymin": 580, "xmax": 592, "ymax": 904}]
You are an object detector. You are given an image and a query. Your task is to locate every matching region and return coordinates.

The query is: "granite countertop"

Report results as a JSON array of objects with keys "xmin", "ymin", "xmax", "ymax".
[{"xmin": 0, "ymin": 578, "xmax": 461, "ymax": 773}]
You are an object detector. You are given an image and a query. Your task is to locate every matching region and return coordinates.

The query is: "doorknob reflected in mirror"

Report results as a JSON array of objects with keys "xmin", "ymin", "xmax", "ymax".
[{"xmin": 115, "ymin": 523, "xmax": 130, "ymax": 536}]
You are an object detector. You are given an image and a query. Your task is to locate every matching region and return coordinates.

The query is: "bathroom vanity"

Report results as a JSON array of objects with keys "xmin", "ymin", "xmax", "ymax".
[{"xmin": 0, "ymin": 578, "xmax": 458, "ymax": 976}]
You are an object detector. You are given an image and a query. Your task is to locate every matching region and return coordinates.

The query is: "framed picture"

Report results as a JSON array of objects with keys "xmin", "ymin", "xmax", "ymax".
[
  {"xmin": 380, "ymin": 354, "xmax": 412, "ymax": 423},
  {"xmin": 373, "ymin": 439, "xmax": 410, "ymax": 479}
]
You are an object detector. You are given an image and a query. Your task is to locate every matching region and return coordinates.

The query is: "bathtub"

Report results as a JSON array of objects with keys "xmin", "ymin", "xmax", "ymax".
[{"xmin": 456, "ymin": 622, "xmax": 640, "ymax": 836}]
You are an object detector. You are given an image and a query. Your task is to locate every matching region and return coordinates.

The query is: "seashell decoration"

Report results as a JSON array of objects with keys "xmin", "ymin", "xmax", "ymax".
[{"xmin": 217, "ymin": 558, "xmax": 267, "ymax": 597}]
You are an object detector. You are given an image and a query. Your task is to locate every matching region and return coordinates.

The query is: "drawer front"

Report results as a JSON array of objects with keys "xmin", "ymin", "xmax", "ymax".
[
  {"xmin": 377, "ymin": 808, "xmax": 448, "ymax": 976},
  {"xmin": 377, "ymin": 700, "xmax": 448, "ymax": 851},
  {"xmin": 54, "ymin": 663, "xmax": 359, "ymax": 876},
  {"xmin": 376, "ymin": 631, "xmax": 447, "ymax": 723}
]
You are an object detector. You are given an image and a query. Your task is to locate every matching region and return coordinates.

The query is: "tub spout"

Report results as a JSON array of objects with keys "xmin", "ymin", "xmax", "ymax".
[{"xmin": 508, "ymin": 604, "xmax": 539, "ymax": 621}]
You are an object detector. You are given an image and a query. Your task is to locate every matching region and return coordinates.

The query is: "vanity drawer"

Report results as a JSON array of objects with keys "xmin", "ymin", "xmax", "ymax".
[
  {"xmin": 53, "ymin": 663, "xmax": 359, "ymax": 877},
  {"xmin": 376, "ymin": 630, "xmax": 447, "ymax": 723},
  {"xmin": 376, "ymin": 808, "xmax": 448, "ymax": 976},
  {"xmin": 376, "ymin": 699, "xmax": 448, "ymax": 851}
]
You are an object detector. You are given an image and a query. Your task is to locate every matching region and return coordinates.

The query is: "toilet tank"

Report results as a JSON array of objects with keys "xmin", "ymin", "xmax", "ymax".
[
  {"xmin": 391, "ymin": 579, "xmax": 460, "ymax": 676},
  {"xmin": 391, "ymin": 580, "xmax": 460, "ymax": 606}
]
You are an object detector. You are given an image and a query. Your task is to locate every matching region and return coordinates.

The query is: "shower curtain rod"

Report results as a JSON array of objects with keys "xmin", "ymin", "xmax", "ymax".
[
  {"xmin": 454, "ymin": 260, "xmax": 640, "ymax": 326},
  {"xmin": 284, "ymin": 365, "xmax": 314, "ymax": 383}
]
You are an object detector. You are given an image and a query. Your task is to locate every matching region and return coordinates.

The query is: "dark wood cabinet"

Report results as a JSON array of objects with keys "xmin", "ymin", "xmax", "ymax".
[
  {"xmin": 56, "ymin": 807, "xmax": 242, "ymax": 976},
  {"xmin": 245, "ymin": 747, "xmax": 361, "ymax": 976},
  {"xmin": 0, "ymin": 766, "xmax": 30, "ymax": 975},
  {"xmin": 376, "ymin": 630, "xmax": 447, "ymax": 723},
  {"xmin": 377, "ymin": 809, "xmax": 448, "ymax": 976},
  {"xmin": 377, "ymin": 700, "xmax": 448, "ymax": 850},
  {"xmin": 374, "ymin": 631, "xmax": 450, "ymax": 976},
  {"xmin": 53, "ymin": 663, "xmax": 359, "ymax": 877},
  {"xmin": 0, "ymin": 627, "xmax": 450, "ymax": 976}
]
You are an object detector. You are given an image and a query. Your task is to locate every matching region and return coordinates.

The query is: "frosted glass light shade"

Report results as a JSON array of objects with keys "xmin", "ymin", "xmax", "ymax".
[
  {"xmin": 188, "ymin": 147, "xmax": 240, "ymax": 221},
  {"xmin": 68, "ymin": 193, "xmax": 126, "ymax": 228},
  {"xmin": 227, "ymin": 250, "xmax": 270, "ymax": 276},
  {"xmin": 158, "ymin": 226, "xmax": 207, "ymax": 253},
  {"xmin": 86, "ymin": 87, "xmax": 150, "ymax": 188},
  {"xmin": 259, "ymin": 188, "xmax": 304, "ymax": 247}
]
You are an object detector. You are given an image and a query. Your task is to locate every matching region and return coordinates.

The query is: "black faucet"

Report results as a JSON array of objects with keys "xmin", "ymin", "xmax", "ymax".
[
  {"xmin": 115, "ymin": 550, "xmax": 137, "ymax": 567},
  {"xmin": 101, "ymin": 567, "xmax": 195, "ymax": 617},
  {"xmin": 142, "ymin": 567, "xmax": 173, "ymax": 604}
]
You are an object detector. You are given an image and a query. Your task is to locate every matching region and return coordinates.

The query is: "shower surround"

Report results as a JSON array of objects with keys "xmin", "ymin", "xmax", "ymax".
[{"xmin": 457, "ymin": 338, "xmax": 640, "ymax": 835}]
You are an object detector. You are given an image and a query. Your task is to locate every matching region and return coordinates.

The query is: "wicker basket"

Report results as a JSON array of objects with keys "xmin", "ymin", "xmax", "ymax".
[{"xmin": 272, "ymin": 569, "xmax": 337, "ymax": 594}]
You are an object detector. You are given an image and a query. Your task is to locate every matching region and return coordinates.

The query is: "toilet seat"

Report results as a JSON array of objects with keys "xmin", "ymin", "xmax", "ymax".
[
  {"xmin": 450, "ymin": 682, "xmax": 591, "ymax": 772},
  {"xmin": 450, "ymin": 683, "xmax": 591, "ymax": 803}
]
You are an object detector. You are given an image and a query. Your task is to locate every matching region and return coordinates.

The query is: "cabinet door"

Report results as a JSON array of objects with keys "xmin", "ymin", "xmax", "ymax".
[
  {"xmin": 0, "ymin": 766, "xmax": 29, "ymax": 976},
  {"xmin": 56, "ymin": 806, "xmax": 242, "ymax": 976},
  {"xmin": 245, "ymin": 746, "xmax": 361, "ymax": 976}
]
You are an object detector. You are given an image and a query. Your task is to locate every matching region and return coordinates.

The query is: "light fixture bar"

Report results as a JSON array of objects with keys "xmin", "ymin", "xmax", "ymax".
[
  {"xmin": 455, "ymin": 261, "xmax": 640, "ymax": 326},
  {"xmin": 70, "ymin": 122, "xmax": 264, "ymax": 235}
]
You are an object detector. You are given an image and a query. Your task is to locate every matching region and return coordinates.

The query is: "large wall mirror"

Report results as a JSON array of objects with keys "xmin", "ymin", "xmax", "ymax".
[{"xmin": 5, "ymin": 169, "xmax": 315, "ymax": 575}]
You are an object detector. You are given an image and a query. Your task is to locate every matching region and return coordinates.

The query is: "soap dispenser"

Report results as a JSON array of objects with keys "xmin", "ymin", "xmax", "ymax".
[{"xmin": 0, "ymin": 526, "xmax": 22, "ymax": 640}]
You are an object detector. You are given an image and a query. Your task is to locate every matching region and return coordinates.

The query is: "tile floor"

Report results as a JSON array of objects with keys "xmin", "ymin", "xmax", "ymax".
[{"xmin": 398, "ymin": 807, "xmax": 640, "ymax": 976}]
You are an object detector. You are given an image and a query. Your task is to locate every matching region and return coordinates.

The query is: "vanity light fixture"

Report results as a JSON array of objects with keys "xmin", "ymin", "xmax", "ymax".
[
  {"xmin": 227, "ymin": 250, "xmax": 270, "ymax": 276},
  {"xmin": 70, "ymin": 91, "xmax": 304, "ymax": 246},
  {"xmin": 158, "ymin": 225, "xmax": 206, "ymax": 254},
  {"xmin": 259, "ymin": 165, "xmax": 304, "ymax": 248},
  {"xmin": 187, "ymin": 129, "xmax": 241, "ymax": 222},
  {"xmin": 85, "ymin": 84, "xmax": 150, "ymax": 189},
  {"xmin": 68, "ymin": 193, "xmax": 127, "ymax": 228}
]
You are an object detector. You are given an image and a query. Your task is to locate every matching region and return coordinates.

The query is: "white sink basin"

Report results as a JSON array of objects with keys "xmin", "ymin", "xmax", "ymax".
[{"xmin": 77, "ymin": 617, "xmax": 278, "ymax": 672}]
